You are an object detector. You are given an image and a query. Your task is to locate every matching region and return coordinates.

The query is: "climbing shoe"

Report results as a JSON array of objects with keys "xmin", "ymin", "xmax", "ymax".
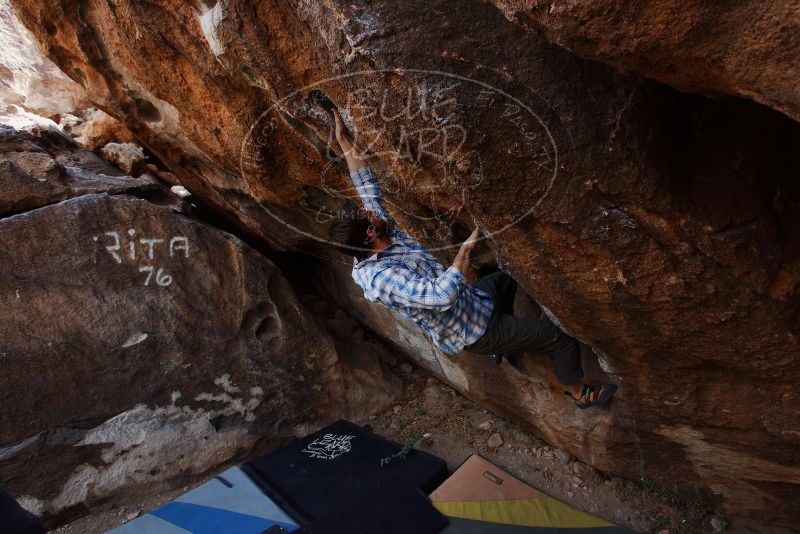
[{"xmin": 565, "ymin": 383, "xmax": 618, "ymax": 409}]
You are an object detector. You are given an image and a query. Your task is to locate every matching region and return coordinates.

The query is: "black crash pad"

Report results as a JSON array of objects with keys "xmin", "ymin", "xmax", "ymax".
[
  {"xmin": 293, "ymin": 477, "xmax": 448, "ymax": 534},
  {"xmin": 243, "ymin": 420, "xmax": 448, "ymax": 524}
]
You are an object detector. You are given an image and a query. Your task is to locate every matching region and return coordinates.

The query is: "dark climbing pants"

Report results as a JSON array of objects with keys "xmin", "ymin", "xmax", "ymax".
[{"xmin": 464, "ymin": 272, "xmax": 584, "ymax": 385}]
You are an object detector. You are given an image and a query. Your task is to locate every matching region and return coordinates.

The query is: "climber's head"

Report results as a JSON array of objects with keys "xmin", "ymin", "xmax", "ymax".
[
  {"xmin": 363, "ymin": 209, "xmax": 389, "ymax": 242},
  {"xmin": 331, "ymin": 208, "xmax": 389, "ymax": 260}
]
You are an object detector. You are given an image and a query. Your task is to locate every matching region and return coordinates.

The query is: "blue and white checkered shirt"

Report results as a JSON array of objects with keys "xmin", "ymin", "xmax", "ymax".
[{"xmin": 349, "ymin": 167, "xmax": 494, "ymax": 355}]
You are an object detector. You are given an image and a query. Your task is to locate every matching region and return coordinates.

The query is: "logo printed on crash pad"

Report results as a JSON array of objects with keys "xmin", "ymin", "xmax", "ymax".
[
  {"xmin": 482, "ymin": 471, "xmax": 503, "ymax": 485},
  {"xmin": 301, "ymin": 433, "xmax": 354, "ymax": 459}
]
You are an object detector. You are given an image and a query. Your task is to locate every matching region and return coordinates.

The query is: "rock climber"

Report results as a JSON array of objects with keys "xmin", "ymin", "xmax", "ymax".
[{"xmin": 329, "ymin": 107, "xmax": 616, "ymax": 409}]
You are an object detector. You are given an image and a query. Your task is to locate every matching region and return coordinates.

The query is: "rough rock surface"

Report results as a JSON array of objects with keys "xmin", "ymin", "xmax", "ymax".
[
  {"xmin": 0, "ymin": 120, "xmax": 159, "ymax": 216},
  {"xmin": 491, "ymin": 0, "xmax": 800, "ymax": 122},
  {"xmin": 0, "ymin": 126, "xmax": 401, "ymax": 524},
  {"xmin": 7, "ymin": 0, "xmax": 800, "ymax": 529},
  {"xmin": 0, "ymin": 0, "xmax": 89, "ymax": 115},
  {"xmin": 74, "ymin": 108, "xmax": 136, "ymax": 150},
  {"xmin": 100, "ymin": 141, "xmax": 146, "ymax": 175}
]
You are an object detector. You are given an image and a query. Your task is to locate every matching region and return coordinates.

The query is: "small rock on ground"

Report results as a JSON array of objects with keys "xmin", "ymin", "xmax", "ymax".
[{"xmin": 487, "ymin": 433, "xmax": 503, "ymax": 448}]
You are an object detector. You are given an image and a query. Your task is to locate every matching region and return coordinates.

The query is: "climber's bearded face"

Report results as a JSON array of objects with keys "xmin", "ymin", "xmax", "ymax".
[{"xmin": 361, "ymin": 209, "xmax": 389, "ymax": 244}]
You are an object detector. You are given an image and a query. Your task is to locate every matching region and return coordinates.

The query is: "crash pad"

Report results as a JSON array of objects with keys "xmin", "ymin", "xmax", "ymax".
[
  {"xmin": 109, "ymin": 466, "xmax": 299, "ymax": 534},
  {"xmin": 243, "ymin": 420, "xmax": 448, "ymax": 525},
  {"xmin": 292, "ymin": 477, "xmax": 448, "ymax": 534},
  {"xmin": 430, "ymin": 455, "xmax": 636, "ymax": 533}
]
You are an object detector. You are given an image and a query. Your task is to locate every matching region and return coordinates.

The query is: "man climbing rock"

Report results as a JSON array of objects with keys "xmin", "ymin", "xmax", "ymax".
[{"xmin": 330, "ymin": 108, "xmax": 616, "ymax": 409}]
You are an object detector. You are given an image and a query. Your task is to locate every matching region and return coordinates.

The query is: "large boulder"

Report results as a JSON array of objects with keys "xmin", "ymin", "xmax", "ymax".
[
  {"xmin": 0, "ymin": 120, "xmax": 160, "ymax": 216},
  {"xmin": 0, "ymin": 0, "xmax": 89, "ymax": 115},
  {"xmin": 0, "ymin": 126, "xmax": 401, "ymax": 524},
  {"xmin": 7, "ymin": 0, "xmax": 800, "ymax": 529},
  {"xmin": 74, "ymin": 108, "xmax": 136, "ymax": 151},
  {"xmin": 490, "ymin": 0, "xmax": 800, "ymax": 123}
]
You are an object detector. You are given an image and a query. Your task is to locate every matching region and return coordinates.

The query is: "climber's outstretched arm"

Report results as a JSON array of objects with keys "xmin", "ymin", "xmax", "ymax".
[
  {"xmin": 332, "ymin": 108, "xmax": 367, "ymax": 173},
  {"xmin": 332, "ymin": 109, "xmax": 394, "ymax": 224}
]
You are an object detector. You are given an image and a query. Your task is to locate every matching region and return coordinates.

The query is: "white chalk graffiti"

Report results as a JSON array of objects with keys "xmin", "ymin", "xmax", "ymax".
[
  {"xmin": 93, "ymin": 230, "xmax": 190, "ymax": 287},
  {"xmin": 138, "ymin": 266, "xmax": 173, "ymax": 286}
]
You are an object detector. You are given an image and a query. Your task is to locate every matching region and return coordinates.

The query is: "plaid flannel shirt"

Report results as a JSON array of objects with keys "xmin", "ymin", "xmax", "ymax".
[{"xmin": 349, "ymin": 166, "xmax": 494, "ymax": 355}]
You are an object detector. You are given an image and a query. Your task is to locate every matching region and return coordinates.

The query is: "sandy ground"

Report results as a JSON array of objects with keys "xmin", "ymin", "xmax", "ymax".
[
  {"xmin": 52, "ymin": 365, "xmax": 731, "ymax": 534},
  {"xmin": 370, "ymin": 371, "xmax": 718, "ymax": 534}
]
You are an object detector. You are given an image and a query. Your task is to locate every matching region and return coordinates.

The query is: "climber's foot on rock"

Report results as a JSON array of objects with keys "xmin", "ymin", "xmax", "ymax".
[{"xmin": 566, "ymin": 383, "xmax": 617, "ymax": 410}]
